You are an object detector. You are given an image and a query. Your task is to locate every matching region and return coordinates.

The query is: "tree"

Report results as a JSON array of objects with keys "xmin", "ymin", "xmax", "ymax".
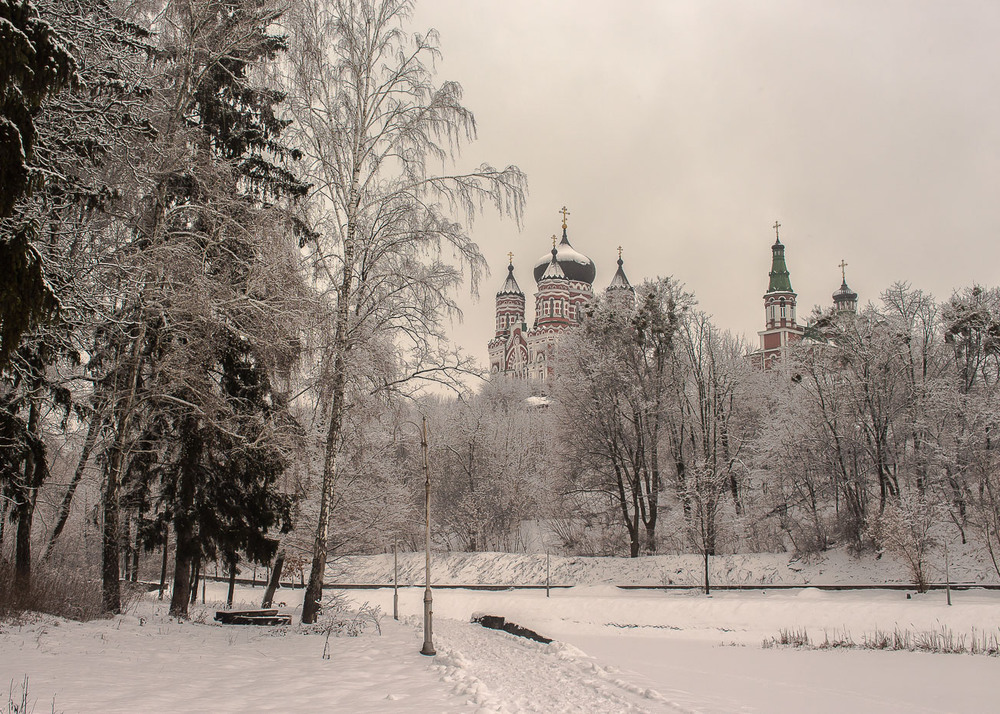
[
  {"xmin": 285, "ymin": 0, "xmax": 525, "ymax": 623},
  {"xmin": 555, "ymin": 280, "xmax": 689, "ymax": 557},
  {"xmin": 429, "ymin": 379, "xmax": 546, "ymax": 552},
  {"xmin": 0, "ymin": 0, "xmax": 77, "ymax": 366},
  {"xmin": 0, "ymin": 0, "xmax": 154, "ymax": 592},
  {"xmin": 672, "ymin": 311, "xmax": 755, "ymax": 590},
  {"xmin": 75, "ymin": 0, "xmax": 310, "ymax": 614}
]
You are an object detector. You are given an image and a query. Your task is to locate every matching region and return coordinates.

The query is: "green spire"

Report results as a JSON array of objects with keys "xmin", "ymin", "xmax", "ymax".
[{"xmin": 767, "ymin": 238, "xmax": 794, "ymax": 293}]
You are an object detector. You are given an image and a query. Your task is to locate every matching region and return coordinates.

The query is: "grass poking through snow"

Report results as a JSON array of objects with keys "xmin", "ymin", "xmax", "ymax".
[{"xmin": 761, "ymin": 625, "xmax": 1000, "ymax": 656}]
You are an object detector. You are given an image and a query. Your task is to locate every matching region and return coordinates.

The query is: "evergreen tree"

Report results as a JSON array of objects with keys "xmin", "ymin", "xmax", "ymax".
[{"xmin": 92, "ymin": 0, "xmax": 309, "ymax": 615}]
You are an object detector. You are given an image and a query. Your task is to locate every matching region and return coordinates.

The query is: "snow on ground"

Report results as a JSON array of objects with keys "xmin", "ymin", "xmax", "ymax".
[{"xmin": 3, "ymin": 552, "xmax": 1000, "ymax": 713}]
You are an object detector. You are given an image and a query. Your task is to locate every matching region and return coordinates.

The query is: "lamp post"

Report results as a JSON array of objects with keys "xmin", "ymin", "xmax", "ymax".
[
  {"xmin": 392, "ymin": 541, "xmax": 398, "ymax": 621},
  {"xmin": 419, "ymin": 416, "xmax": 436, "ymax": 656}
]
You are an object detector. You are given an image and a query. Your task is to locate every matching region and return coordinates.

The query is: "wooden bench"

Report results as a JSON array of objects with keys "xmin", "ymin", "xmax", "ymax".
[{"xmin": 214, "ymin": 609, "xmax": 292, "ymax": 626}]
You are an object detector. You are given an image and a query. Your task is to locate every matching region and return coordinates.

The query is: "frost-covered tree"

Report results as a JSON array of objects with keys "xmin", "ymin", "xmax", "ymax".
[
  {"xmin": 555, "ymin": 279, "xmax": 690, "ymax": 557},
  {"xmin": 0, "ymin": 0, "xmax": 76, "ymax": 366},
  {"xmin": 284, "ymin": 0, "xmax": 525, "ymax": 623},
  {"xmin": 428, "ymin": 379, "xmax": 548, "ymax": 553}
]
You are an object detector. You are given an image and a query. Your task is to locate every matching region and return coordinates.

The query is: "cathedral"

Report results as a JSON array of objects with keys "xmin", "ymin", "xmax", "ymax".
[
  {"xmin": 487, "ymin": 208, "xmax": 633, "ymax": 380},
  {"xmin": 489, "ymin": 212, "xmax": 859, "ymax": 377}
]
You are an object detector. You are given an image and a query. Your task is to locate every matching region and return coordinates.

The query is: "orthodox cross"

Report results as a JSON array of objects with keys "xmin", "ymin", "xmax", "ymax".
[
  {"xmin": 507, "ymin": 251, "xmax": 514, "ymax": 264},
  {"xmin": 560, "ymin": 206, "xmax": 570, "ymax": 230},
  {"xmin": 551, "ymin": 234, "xmax": 557, "ymax": 248},
  {"xmin": 617, "ymin": 245, "xmax": 623, "ymax": 260},
  {"xmin": 839, "ymin": 259, "xmax": 848, "ymax": 282},
  {"xmin": 773, "ymin": 220, "xmax": 781, "ymax": 241}
]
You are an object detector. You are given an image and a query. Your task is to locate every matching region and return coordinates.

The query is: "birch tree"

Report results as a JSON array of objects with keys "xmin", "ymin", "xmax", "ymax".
[{"xmin": 284, "ymin": 0, "xmax": 525, "ymax": 623}]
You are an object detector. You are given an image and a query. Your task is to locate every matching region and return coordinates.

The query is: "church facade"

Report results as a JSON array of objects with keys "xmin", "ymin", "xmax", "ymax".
[
  {"xmin": 489, "ymin": 213, "xmax": 859, "ymax": 376},
  {"xmin": 487, "ymin": 209, "xmax": 633, "ymax": 380}
]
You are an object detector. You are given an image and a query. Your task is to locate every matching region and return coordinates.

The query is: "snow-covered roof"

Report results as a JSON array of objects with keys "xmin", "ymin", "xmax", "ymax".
[
  {"xmin": 533, "ymin": 228, "xmax": 596, "ymax": 284},
  {"xmin": 498, "ymin": 263, "xmax": 523, "ymax": 295},
  {"xmin": 540, "ymin": 249, "xmax": 567, "ymax": 281},
  {"xmin": 607, "ymin": 257, "xmax": 632, "ymax": 291}
]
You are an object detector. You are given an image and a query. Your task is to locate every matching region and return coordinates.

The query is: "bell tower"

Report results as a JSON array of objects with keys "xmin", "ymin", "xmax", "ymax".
[{"xmin": 757, "ymin": 221, "xmax": 803, "ymax": 368}]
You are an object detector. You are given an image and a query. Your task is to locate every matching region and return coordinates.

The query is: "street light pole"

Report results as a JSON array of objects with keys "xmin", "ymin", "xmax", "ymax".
[
  {"xmin": 419, "ymin": 416, "xmax": 436, "ymax": 656},
  {"xmin": 393, "ymin": 541, "xmax": 399, "ymax": 621}
]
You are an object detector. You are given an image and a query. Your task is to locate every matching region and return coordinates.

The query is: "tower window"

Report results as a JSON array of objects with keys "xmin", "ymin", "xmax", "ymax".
[{"xmin": 555, "ymin": 301, "xmax": 562, "ymax": 317}]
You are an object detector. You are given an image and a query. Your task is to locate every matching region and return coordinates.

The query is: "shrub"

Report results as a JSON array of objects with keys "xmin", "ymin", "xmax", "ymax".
[{"xmin": 0, "ymin": 562, "xmax": 102, "ymax": 621}]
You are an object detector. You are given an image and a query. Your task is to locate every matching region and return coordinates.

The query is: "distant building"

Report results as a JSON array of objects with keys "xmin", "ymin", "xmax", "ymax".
[
  {"xmin": 492, "ymin": 214, "xmax": 857, "ymax": 374},
  {"xmin": 832, "ymin": 260, "xmax": 859, "ymax": 314},
  {"xmin": 488, "ymin": 207, "xmax": 634, "ymax": 381},
  {"xmin": 753, "ymin": 222, "xmax": 804, "ymax": 369},
  {"xmin": 752, "ymin": 222, "xmax": 860, "ymax": 368}
]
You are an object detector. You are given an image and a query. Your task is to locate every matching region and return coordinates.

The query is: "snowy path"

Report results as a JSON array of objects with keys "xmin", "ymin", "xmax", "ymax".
[{"xmin": 430, "ymin": 616, "xmax": 679, "ymax": 712}]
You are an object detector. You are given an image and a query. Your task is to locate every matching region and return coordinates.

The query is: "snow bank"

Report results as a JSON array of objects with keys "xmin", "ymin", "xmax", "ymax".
[{"xmin": 327, "ymin": 544, "xmax": 998, "ymax": 588}]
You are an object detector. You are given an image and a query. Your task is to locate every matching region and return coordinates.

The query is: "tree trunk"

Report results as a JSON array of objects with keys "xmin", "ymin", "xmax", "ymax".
[
  {"xmin": 14, "ymin": 455, "xmax": 36, "ymax": 592},
  {"xmin": 158, "ymin": 526, "xmax": 169, "ymax": 601},
  {"xmin": 302, "ymin": 199, "xmax": 357, "ymax": 624},
  {"xmin": 131, "ymin": 517, "xmax": 141, "ymax": 582},
  {"xmin": 169, "ymin": 546, "xmax": 192, "ymax": 618},
  {"xmin": 189, "ymin": 558, "xmax": 201, "ymax": 606},
  {"xmin": 44, "ymin": 410, "xmax": 103, "ymax": 561},
  {"xmin": 226, "ymin": 555, "xmax": 237, "ymax": 609},
  {"xmin": 14, "ymin": 399, "xmax": 40, "ymax": 592},
  {"xmin": 261, "ymin": 550, "xmax": 284, "ymax": 608},
  {"xmin": 0, "ymin": 498, "xmax": 7, "ymax": 552},
  {"xmin": 101, "ymin": 443, "xmax": 125, "ymax": 614},
  {"xmin": 704, "ymin": 550, "xmax": 711, "ymax": 595},
  {"xmin": 102, "ymin": 319, "xmax": 146, "ymax": 614}
]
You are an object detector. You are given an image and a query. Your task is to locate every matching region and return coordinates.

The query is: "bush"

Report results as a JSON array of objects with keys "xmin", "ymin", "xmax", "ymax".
[{"xmin": 0, "ymin": 562, "xmax": 103, "ymax": 621}]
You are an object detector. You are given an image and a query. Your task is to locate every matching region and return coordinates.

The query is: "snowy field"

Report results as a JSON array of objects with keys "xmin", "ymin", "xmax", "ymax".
[{"xmin": 3, "ymin": 573, "xmax": 1000, "ymax": 713}]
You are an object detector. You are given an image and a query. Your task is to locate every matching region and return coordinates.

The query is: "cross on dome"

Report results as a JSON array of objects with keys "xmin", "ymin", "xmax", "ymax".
[{"xmin": 560, "ymin": 206, "xmax": 570, "ymax": 230}]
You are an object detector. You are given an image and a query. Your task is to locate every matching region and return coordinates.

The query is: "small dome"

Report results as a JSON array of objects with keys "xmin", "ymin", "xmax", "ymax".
[
  {"xmin": 607, "ymin": 256, "xmax": 632, "ymax": 291},
  {"xmin": 833, "ymin": 279, "xmax": 858, "ymax": 304},
  {"xmin": 498, "ymin": 262, "xmax": 522, "ymax": 295},
  {"xmin": 533, "ymin": 228, "xmax": 596, "ymax": 284},
  {"xmin": 539, "ymin": 247, "xmax": 566, "ymax": 281}
]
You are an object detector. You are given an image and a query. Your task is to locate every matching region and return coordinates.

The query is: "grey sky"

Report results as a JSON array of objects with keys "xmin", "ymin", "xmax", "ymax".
[{"xmin": 410, "ymin": 0, "xmax": 1000, "ymax": 364}]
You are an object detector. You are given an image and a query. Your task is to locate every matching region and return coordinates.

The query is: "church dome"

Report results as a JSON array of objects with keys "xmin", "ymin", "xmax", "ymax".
[
  {"xmin": 533, "ymin": 227, "xmax": 596, "ymax": 284},
  {"xmin": 833, "ymin": 279, "xmax": 858, "ymax": 304}
]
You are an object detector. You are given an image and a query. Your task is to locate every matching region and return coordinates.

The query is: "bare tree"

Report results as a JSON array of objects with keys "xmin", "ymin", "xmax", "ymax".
[
  {"xmin": 555, "ymin": 280, "xmax": 690, "ymax": 557},
  {"xmin": 284, "ymin": 0, "xmax": 525, "ymax": 623}
]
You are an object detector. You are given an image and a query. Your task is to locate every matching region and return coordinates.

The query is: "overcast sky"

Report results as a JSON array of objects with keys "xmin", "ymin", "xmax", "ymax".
[{"xmin": 409, "ymin": 0, "xmax": 1000, "ymax": 365}]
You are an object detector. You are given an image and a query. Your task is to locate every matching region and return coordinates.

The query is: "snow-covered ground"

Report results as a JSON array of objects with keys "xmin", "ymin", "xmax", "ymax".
[{"xmin": 3, "ymin": 552, "xmax": 1000, "ymax": 713}]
